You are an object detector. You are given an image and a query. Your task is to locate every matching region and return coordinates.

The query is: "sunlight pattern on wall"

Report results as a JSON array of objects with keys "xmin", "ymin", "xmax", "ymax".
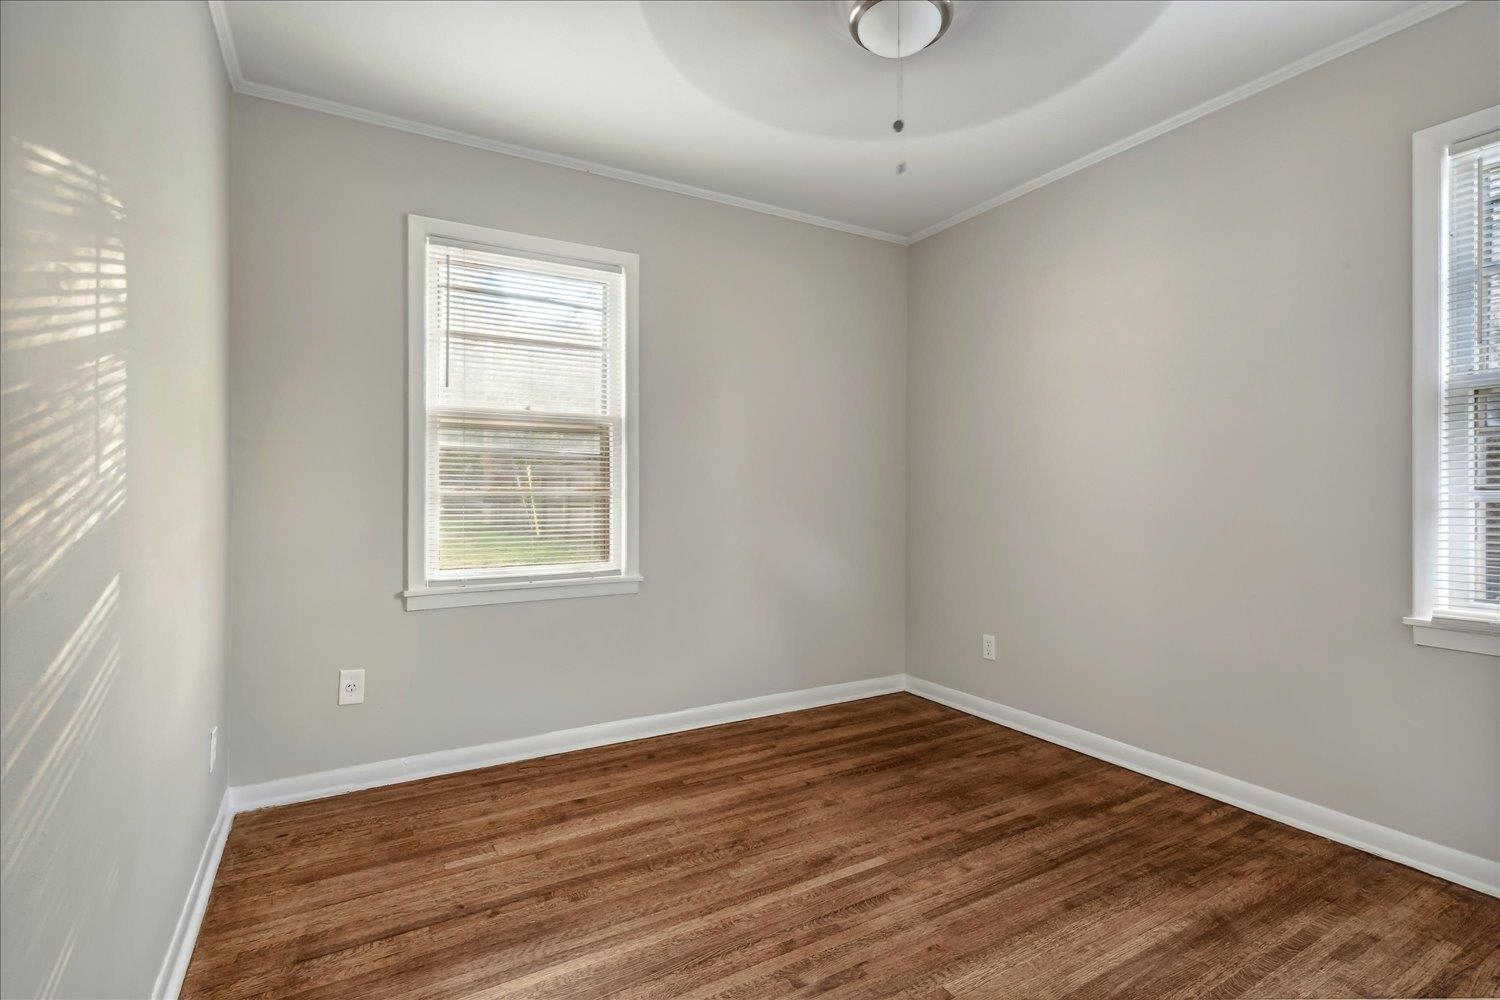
[
  {"xmin": 0, "ymin": 136, "xmax": 127, "ymax": 999},
  {"xmin": 1, "ymin": 140, "xmax": 127, "ymax": 605}
]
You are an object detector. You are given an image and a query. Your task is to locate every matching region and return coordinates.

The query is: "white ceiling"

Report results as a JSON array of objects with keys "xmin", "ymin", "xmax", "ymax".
[{"xmin": 212, "ymin": 0, "xmax": 1452, "ymax": 242}]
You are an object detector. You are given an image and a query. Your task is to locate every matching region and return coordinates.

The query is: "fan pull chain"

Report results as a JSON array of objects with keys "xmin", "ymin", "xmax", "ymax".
[{"xmin": 894, "ymin": 0, "xmax": 906, "ymax": 174}]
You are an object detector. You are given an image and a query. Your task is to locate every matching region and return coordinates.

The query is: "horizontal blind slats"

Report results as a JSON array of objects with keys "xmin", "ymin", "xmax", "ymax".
[
  {"xmin": 1435, "ymin": 138, "xmax": 1500, "ymax": 625},
  {"xmin": 424, "ymin": 240, "xmax": 624, "ymax": 580}
]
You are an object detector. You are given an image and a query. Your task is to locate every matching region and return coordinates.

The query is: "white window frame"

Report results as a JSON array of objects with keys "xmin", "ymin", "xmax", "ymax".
[
  {"xmin": 1407, "ymin": 107, "xmax": 1500, "ymax": 656},
  {"xmin": 402, "ymin": 215, "xmax": 641, "ymax": 610}
]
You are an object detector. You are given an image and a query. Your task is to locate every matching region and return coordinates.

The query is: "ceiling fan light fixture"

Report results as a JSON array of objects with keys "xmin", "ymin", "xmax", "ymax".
[{"xmin": 849, "ymin": 0, "xmax": 952, "ymax": 59}]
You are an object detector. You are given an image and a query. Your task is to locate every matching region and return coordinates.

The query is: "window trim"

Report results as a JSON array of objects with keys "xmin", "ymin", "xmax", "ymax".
[
  {"xmin": 403, "ymin": 215, "xmax": 641, "ymax": 610},
  {"xmin": 1409, "ymin": 107, "xmax": 1499, "ymax": 655}
]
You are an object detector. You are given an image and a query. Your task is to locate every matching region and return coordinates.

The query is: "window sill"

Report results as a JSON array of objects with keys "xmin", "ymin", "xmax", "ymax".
[
  {"xmin": 1402, "ymin": 617, "xmax": 1500, "ymax": 656},
  {"xmin": 404, "ymin": 574, "xmax": 642, "ymax": 610}
]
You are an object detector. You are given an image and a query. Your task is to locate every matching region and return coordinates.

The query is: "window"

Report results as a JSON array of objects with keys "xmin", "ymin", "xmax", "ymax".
[
  {"xmin": 404, "ymin": 217, "xmax": 639, "ymax": 609},
  {"xmin": 1409, "ymin": 109, "xmax": 1499, "ymax": 655}
]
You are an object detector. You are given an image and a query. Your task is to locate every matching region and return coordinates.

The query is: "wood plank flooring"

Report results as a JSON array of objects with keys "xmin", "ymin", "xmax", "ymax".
[{"xmin": 183, "ymin": 694, "xmax": 1500, "ymax": 999}]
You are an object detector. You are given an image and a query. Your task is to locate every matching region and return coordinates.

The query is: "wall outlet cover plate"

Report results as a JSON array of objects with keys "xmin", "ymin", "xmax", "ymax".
[{"xmin": 339, "ymin": 668, "xmax": 366, "ymax": 705}]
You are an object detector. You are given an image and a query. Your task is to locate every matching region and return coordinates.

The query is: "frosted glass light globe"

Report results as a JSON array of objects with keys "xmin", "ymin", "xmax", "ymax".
[{"xmin": 850, "ymin": 0, "xmax": 949, "ymax": 59}]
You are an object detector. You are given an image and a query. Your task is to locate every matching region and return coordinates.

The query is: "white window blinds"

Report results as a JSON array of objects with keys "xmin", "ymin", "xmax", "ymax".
[
  {"xmin": 423, "ymin": 238, "xmax": 626, "ymax": 583},
  {"xmin": 1436, "ymin": 133, "xmax": 1500, "ymax": 624}
]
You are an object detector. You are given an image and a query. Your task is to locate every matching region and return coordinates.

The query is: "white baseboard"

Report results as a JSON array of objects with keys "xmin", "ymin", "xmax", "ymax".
[
  {"xmin": 154, "ymin": 787, "xmax": 233, "ymax": 999},
  {"xmin": 902, "ymin": 675, "xmax": 1500, "ymax": 899},
  {"xmin": 184, "ymin": 665, "xmax": 1489, "ymax": 1000},
  {"xmin": 229, "ymin": 674, "xmax": 906, "ymax": 813}
]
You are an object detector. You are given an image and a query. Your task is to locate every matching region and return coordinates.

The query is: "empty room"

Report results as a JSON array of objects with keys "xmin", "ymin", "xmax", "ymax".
[{"xmin": 3, "ymin": 0, "xmax": 1499, "ymax": 997}]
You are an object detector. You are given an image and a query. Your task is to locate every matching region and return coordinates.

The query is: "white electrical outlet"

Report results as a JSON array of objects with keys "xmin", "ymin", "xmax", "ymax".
[
  {"xmin": 339, "ymin": 669, "xmax": 366, "ymax": 705},
  {"xmin": 209, "ymin": 725, "xmax": 218, "ymax": 773},
  {"xmin": 982, "ymin": 634, "xmax": 996, "ymax": 661}
]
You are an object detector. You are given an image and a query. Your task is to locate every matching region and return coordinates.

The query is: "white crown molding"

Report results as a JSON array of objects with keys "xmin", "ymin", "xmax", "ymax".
[
  {"xmin": 229, "ymin": 675, "xmax": 906, "ymax": 812},
  {"xmin": 209, "ymin": 0, "xmax": 1463, "ymax": 247},
  {"xmin": 233, "ymin": 79, "xmax": 913, "ymax": 245},
  {"xmin": 907, "ymin": 0, "xmax": 1467, "ymax": 242},
  {"xmin": 206, "ymin": 0, "xmax": 1462, "ymax": 245},
  {"xmin": 206, "ymin": 0, "xmax": 241, "ymax": 88},
  {"xmin": 154, "ymin": 788, "xmax": 233, "ymax": 1000},
  {"xmin": 903, "ymin": 675, "xmax": 1500, "ymax": 899},
  {"xmin": 203, "ymin": 2, "xmax": 905, "ymax": 245}
]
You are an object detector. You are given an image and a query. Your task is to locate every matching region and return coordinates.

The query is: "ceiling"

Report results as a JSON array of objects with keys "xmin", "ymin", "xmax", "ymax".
[{"xmin": 212, "ymin": 0, "xmax": 1452, "ymax": 242}]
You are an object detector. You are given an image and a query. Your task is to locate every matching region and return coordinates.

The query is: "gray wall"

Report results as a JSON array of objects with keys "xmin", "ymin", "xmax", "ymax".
[
  {"xmin": 227, "ymin": 97, "xmax": 908, "ymax": 786},
  {"xmin": 907, "ymin": 1, "xmax": 1500, "ymax": 862},
  {"xmin": 5, "ymin": 7, "xmax": 1492, "ymax": 994},
  {"xmin": 0, "ymin": 3, "xmax": 230, "ymax": 998}
]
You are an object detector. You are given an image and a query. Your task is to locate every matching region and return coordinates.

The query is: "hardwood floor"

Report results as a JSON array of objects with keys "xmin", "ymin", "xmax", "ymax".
[{"xmin": 183, "ymin": 694, "xmax": 1500, "ymax": 999}]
